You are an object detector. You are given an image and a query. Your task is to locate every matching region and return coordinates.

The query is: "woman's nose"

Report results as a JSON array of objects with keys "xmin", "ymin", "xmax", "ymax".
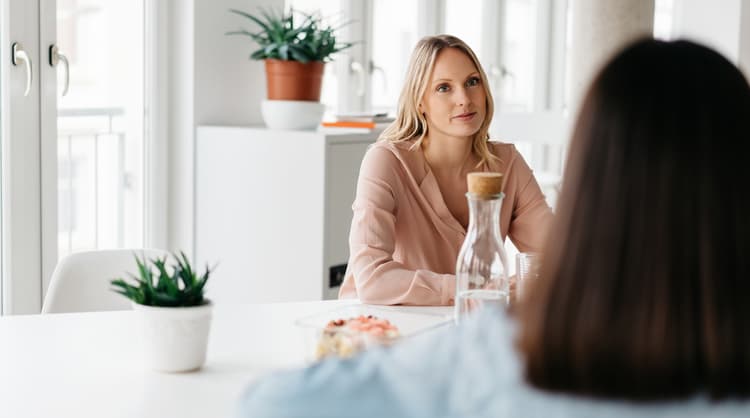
[{"xmin": 455, "ymin": 87, "xmax": 471, "ymax": 107}]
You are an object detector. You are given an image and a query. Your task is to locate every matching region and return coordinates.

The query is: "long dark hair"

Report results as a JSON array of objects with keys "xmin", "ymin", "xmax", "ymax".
[{"xmin": 517, "ymin": 39, "xmax": 750, "ymax": 401}]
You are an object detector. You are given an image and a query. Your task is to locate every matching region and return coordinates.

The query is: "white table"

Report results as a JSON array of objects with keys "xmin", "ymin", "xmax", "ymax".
[{"xmin": 0, "ymin": 300, "xmax": 452, "ymax": 418}]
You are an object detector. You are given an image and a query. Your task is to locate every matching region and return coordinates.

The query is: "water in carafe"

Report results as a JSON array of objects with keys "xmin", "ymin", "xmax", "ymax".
[{"xmin": 455, "ymin": 172, "xmax": 510, "ymax": 323}]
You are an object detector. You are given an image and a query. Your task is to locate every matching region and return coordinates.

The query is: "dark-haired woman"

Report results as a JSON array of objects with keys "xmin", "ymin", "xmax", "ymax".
[{"xmin": 237, "ymin": 39, "xmax": 750, "ymax": 418}]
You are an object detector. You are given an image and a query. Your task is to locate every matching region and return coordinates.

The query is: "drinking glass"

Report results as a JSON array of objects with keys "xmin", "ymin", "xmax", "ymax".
[{"xmin": 516, "ymin": 252, "xmax": 541, "ymax": 302}]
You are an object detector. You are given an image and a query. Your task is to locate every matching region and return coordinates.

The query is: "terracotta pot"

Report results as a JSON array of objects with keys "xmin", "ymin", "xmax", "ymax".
[{"xmin": 265, "ymin": 59, "xmax": 325, "ymax": 102}]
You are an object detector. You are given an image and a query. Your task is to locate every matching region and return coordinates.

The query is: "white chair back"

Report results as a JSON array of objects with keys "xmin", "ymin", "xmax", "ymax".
[{"xmin": 42, "ymin": 249, "xmax": 169, "ymax": 314}]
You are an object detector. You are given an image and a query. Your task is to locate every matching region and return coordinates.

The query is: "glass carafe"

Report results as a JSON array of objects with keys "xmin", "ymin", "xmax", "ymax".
[{"xmin": 455, "ymin": 173, "xmax": 509, "ymax": 323}]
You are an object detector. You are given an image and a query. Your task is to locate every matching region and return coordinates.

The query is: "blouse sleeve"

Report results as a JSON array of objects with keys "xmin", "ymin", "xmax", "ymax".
[
  {"xmin": 507, "ymin": 149, "xmax": 554, "ymax": 252},
  {"xmin": 346, "ymin": 146, "xmax": 455, "ymax": 306}
]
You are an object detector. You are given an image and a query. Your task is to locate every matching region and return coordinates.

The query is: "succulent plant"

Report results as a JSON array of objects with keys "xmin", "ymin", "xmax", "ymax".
[
  {"xmin": 226, "ymin": 8, "xmax": 353, "ymax": 63},
  {"xmin": 111, "ymin": 252, "xmax": 211, "ymax": 307}
]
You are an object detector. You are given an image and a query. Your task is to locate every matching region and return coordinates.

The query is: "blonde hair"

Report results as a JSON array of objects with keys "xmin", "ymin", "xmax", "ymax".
[{"xmin": 380, "ymin": 34, "xmax": 497, "ymax": 166}]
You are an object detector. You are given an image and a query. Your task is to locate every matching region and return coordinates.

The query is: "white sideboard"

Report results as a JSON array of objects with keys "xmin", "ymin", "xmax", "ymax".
[{"xmin": 195, "ymin": 126, "xmax": 377, "ymax": 303}]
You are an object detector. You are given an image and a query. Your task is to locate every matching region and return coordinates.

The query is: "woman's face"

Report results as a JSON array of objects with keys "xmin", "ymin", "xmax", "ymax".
[{"xmin": 420, "ymin": 47, "xmax": 486, "ymax": 141}]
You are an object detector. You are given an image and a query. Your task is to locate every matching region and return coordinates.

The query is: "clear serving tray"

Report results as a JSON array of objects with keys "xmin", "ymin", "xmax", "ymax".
[{"xmin": 295, "ymin": 304, "xmax": 452, "ymax": 361}]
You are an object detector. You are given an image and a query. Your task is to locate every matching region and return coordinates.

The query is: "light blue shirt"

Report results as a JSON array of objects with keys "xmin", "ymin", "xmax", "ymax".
[{"xmin": 237, "ymin": 309, "xmax": 750, "ymax": 418}]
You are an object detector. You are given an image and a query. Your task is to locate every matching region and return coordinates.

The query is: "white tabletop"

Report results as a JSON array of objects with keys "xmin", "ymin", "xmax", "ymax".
[{"xmin": 0, "ymin": 300, "xmax": 452, "ymax": 418}]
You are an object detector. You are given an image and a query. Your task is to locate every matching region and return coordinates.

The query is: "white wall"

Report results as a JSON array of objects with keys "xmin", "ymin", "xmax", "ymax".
[
  {"xmin": 740, "ymin": 1, "xmax": 750, "ymax": 78},
  {"xmin": 167, "ymin": 0, "xmax": 282, "ymax": 257},
  {"xmin": 194, "ymin": 0, "xmax": 277, "ymax": 125}
]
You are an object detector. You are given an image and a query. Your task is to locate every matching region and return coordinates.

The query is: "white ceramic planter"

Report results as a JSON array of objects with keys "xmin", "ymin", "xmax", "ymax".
[
  {"xmin": 261, "ymin": 99, "xmax": 325, "ymax": 130},
  {"xmin": 132, "ymin": 301, "xmax": 213, "ymax": 373}
]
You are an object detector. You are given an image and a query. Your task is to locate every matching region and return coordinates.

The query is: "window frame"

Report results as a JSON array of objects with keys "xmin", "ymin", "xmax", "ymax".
[{"xmin": 336, "ymin": 0, "xmax": 567, "ymax": 119}]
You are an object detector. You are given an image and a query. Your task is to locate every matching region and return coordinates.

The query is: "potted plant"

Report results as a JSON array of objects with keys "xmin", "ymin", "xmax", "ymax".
[
  {"xmin": 226, "ymin": 8, "xmax": 352, "ymax": 129},
  {"xmin": 111, "ymin": 252, "xmax": 213, "ymax": 373}
]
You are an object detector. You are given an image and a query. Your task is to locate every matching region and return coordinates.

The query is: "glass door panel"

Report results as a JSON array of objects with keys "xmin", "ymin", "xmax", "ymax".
[
  {"xmin": 56, "ymin": 0, "xmax": 145, "ymax": 260},
  {"xmin": 371, "ymin": 0, "xmax": 418, "ymax": 112},
  {"xmin": 501, "ymin": 0, "xmax": 538, "ymax": 111},
  {"xmin": 444, "ymin": 0, "xmax": 484, "ymax": 60}
]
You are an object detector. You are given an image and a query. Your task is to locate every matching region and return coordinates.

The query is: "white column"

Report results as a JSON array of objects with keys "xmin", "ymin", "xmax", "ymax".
[
  {"xmin": 741, "ymin": 2, "xmax": 750, "ymax": 78},
  {"xmin": 568, "ymin": 0, "xmax": 655, "ymax": 113}
]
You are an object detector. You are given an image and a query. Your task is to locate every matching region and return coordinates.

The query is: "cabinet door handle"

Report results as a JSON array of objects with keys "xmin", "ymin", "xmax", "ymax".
[
  {"xmin": 11, "ymin": 42, "xmax": 32, "ymax": 97},
  {"xmin": 49, "ymin": 44, "xmax": 70, "ymax": 96}
]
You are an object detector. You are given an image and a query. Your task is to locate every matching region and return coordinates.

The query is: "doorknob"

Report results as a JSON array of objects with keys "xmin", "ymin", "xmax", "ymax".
[
  {"xmin": 49, "ymin": 45, "xmax": 70, "ymax": 96},
  {"xmin": 11, "ymin": 42, "xmax": 32, "ymax": 97}
]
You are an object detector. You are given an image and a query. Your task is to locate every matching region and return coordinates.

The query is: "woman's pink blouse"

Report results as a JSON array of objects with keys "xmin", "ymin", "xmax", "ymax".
[{"xmin": 338, "ymin": 140, "xmax": 553, "ymax": 305}]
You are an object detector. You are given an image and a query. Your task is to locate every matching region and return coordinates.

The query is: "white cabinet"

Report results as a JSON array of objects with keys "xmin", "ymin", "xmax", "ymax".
[{"xmin": 195, "ymin": 126, "xmax": 377, "ymax": 303}]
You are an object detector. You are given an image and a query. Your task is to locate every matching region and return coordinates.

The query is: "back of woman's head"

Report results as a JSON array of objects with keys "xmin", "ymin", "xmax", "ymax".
[{"xmin": 517, "ymin": 38, "xmax": 750, "ymax": 401}]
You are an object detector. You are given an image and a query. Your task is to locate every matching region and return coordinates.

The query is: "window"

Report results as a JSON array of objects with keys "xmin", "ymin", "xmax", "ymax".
[
  {"xmin": 654, "ymin": 0, "xmax": 675, "ymax": 40},
  {"xmin": 370, "ymin": 1, "xmax": 418, "ymax": 112},
  {"xmin": 500, "ymin": 0, "xmax": 539, "ymax": 111},
  {"xmin": 286, "ymin": 1, "xmax": 564, "ymax": 116},
  {"xmin": 1, "ymin": 0, "xmax": 158, "ymax": 313},
  {"xmin": 56, "ymin": 0, "xmax": 147, "ymax": 259},
  {"xmin": 444, "ymin": 0, "xmax": 484, "ymax": 60}
]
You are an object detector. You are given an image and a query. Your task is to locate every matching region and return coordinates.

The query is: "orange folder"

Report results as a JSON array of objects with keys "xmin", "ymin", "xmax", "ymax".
[{"xmin": 320, "ymin": 121, "xmax": 377, "ymax": 129}]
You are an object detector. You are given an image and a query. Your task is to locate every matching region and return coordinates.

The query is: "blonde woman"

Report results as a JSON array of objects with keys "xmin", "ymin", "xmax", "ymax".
[{"xmin": 339, "ymin": 35, "xmax": 553, "ymax": 305}]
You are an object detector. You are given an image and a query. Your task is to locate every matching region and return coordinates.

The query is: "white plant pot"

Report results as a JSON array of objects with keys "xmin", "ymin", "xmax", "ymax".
[
  {"xmin": 261, "ymin": 99, "xmax": 325, "ymax": 130},
  {"xmin": 132, "ymin": 301, "xmax": 213, "ymax": 373}
]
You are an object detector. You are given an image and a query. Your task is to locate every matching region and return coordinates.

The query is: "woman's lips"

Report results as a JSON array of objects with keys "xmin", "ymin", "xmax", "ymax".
[{"xmin": 452, "ymin": 112, "xmax": 476, "ymax": 121}]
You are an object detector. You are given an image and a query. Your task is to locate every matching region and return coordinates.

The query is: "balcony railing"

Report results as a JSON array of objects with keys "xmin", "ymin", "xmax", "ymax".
[{"xmin": 57, "ymin": 107, "xmax": 129, "ymax": 260}]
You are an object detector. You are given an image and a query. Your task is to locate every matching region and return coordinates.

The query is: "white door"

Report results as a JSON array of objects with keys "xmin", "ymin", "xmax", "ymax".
[
  {"xmin": 1, "ymin": 0, "xmax": 45, "ymax": 314},
  {"xmin": 1, "ymin": 0, "xmax": 154, "ymax": 314}
]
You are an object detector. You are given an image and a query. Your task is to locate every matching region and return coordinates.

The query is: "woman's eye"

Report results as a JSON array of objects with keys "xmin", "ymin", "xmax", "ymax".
[
  {"xmin": 436, "ymin": 84, "xmax": 450, "ymax": 93},
  {"xmin": 466, "ymin": 77, "xmax": 480, "ymax": 87}
]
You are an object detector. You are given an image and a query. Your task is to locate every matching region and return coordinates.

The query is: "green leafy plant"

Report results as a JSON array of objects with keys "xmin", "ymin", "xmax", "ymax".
[
  {"xmin": 111, "ymin": 252, "xmax": 211, "ymax": 307},
  {"xmin": 226, "ymin": 8, "xmax": 353, "ymax": 63}
]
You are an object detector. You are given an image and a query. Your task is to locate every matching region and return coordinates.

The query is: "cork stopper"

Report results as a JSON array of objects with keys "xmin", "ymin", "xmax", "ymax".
[{"xmin": 467, "ymin": 172, "xmax": 504, "ymax": 197}]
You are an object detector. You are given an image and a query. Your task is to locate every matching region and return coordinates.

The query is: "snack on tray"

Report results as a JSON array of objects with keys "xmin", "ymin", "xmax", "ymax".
[{"xmin": 315, "ymin": 315, "xmax": 400, "ymax": 360}]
